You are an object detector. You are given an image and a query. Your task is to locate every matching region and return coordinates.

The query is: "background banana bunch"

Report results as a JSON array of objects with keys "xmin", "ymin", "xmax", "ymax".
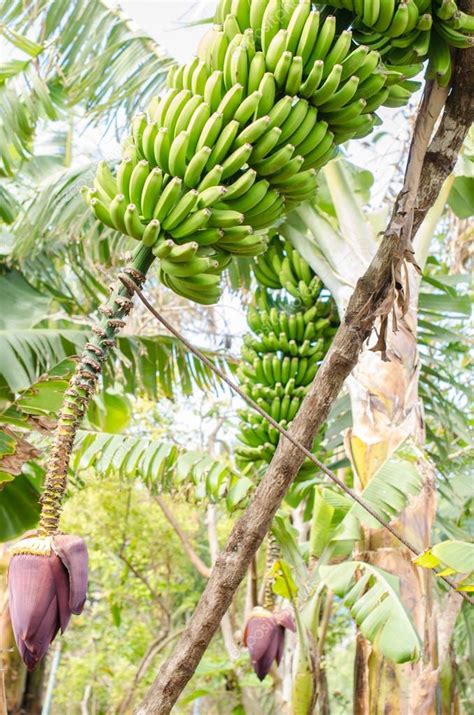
[
  {"xmin": 236, "ymin": 236, "xmax": 338, "ymax": 474},
  {"xmin": 326, "ymin": 0, "xmax": 474, "ymax": 87},
  {"xmin": 85, "ymin": 0, "xmax": 472, "ymax": 303}
]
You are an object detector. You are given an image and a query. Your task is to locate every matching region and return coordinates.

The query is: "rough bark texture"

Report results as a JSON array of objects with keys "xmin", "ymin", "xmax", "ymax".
[
  {"xmin": 413, "ymin": 2, "xmax": 474, "ymax": 236},
  {"xmin": 134, "ymin": 63, "xmax": 471, "ymax": 712}
]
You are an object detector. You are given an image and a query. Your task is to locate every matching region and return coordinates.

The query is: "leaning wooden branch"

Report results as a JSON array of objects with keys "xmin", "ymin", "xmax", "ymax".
[
  {"xmin": 413, "ymin": 0, "xmax": 474, "ymax": 235},
  {"xmin": 136, "ymin": 52, "xmax": 474, "ymax": 715}
]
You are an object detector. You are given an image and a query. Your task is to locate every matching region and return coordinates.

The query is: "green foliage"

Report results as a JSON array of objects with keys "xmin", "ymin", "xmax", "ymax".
[
  {"xmin": 0, "ymin": 270, "xmax": 85, "ymax": 400},
  {"xmin": 448, "ymin": 128, "xmax": 474, "ymax": 218},
  {"xmin": 73, "ymin": 429, "xmax": 236, "ymax": 503},
  {"xmin": 0, "ymin": 464, "xmax": 42, "ymax": 540},
  {"xmin": 307, "ymin": 442, "xmax": 426, "ymax": 561},
  {"xmin": 53, "ymin": 473, "xmax": 218, "ymax": 712},
  {"xmin": 448, "ymin": 176, "xmax": 474, "ymax": 218},
  {"xmin": 414, "ymin": 540, "xmax": 474, "ymax": 591},
  {"xmin": 418, "ymin": 263, "xmax": 473, "ymax": 468},
  {"xmin": 0, "ymin": 184, "xmax": 19, "ymax": 223},
  {"xmin": 270, "ymin": 559, "xmax": 298, "ymax": 600},
  {"xmin": 0, "ymin": 267, "xmax": 233, "ymax": 406},
  {"xmin": 0, "ymin": 0, "xmax": 174, "ymax": 174},
  {"xmin": 319, "ymin": 561, "xmax": 421, "ymax": 664}
]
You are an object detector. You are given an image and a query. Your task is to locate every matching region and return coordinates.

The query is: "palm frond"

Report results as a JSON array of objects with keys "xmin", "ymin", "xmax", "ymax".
[
  {"xmin": 0, "ymin": 465, "xmax": 43, "ymax": 541},
  {"xmin": 417, "ymin": 269, "xmax": 472, "ymax": 467},
  {"xmin": 309, "ymin": 442, "xmax": 425, "ymax": 560},
  {"xmin": 319, "ymin": 561, "xmax": 421, "ymax": 663},
  {"xmin": 0, "ymin": 326, "xmax": 234, "ymax": 407},
  {"xmin": 0, "ymin": 0, "xmax": 174, "ymax": 174},
  {"xmin": 11, "ymin": 161, "xmax": 130, "ymax": 260},
  {"xmin": 414, "ymin": 540, "xmax": 474, "ymax": 592},
  {"xmin": 0, "ymin": 327, "xmax": 86, "ymax": 396},
  {"xmin": 72, "ymin": 430, "xmax": 236, "ymax": 503},
  {"xmin": 0, "ymin": 183, "xmax": 20, "ymax": 223}
]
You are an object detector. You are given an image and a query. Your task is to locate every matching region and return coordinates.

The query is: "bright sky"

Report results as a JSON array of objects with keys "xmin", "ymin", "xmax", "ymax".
[{"xmin": 120, "ymin": 1, "xmax": 213, "ymax": 63}]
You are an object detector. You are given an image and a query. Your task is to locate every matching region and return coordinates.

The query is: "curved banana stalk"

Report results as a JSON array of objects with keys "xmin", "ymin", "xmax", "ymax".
[{"xmin": 38, "ymin": 245, "xmax": 155, "ymax": 535}]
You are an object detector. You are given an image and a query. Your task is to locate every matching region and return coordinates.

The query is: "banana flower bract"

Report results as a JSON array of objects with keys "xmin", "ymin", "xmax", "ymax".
[
  {"xmin": 243, "ymin": 606, "xmax": 295, "ymax": 680},
  {"xmin": 8, "ymin": 534, "xmax": 88, "ymax": 670}
]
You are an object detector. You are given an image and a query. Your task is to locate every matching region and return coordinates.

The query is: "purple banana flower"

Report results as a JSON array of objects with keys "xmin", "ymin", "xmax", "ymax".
[
  {"xmin": 243, "ymin": 607, "xmax": 296, "ymax": 680},
  {"xmin": 8, "ymin": 534, "xmax": 88, "ymax": 670}
]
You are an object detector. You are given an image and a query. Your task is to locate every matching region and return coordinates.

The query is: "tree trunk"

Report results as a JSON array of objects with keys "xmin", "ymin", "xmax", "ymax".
[
  {"xmin": 347, "ymin": 276, "xmax": 439, "ymax": 714},
  {"xmin": 206, "ymin": 505, "xmax": 262, "ymax": 715}
]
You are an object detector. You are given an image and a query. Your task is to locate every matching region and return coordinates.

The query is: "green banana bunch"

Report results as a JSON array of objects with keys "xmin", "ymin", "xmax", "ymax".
[
  {"xmin": 208, "ymin": 1, "xmax": 398, "ymax": 143},
  {"xmin": 86, "ymin": 0, "xmax": 471, "ymax": 304},
  {"xmin": 236, "ymin": 236, "xmax": 338, "ymax": 474},
  {"xmin": 326, "ymin": 0, "xmax": 473, "ymax": 87}
]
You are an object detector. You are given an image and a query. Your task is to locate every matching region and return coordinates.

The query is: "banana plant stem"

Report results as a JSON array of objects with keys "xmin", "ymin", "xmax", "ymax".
[
  {"xmin": 37, "ymin": 244, "xmax": 155, "ymax": 536},
  {"xmin": 262, "ymin": 535, "xmax": 280, "ymax": 610}
]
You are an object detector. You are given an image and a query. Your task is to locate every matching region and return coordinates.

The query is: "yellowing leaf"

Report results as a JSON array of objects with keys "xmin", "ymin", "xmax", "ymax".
[
  {"xmin": 413, "ymin": 550, "xmax": 440, "ymax": 569},
  {"xmin": 271, "ymin": 559, "xmax": 298, "ymax": 600}
]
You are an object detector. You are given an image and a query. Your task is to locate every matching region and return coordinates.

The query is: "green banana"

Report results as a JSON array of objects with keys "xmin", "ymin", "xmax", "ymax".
[
  {"xmin": 198, "ymin": 185, "xmax": 228, "ymax": 208},
  {"xmin": 109, "ymin": 194, "xmax": 127, "ymax": 233},
  {"xmin": 222, "ymin": 142, "xmax": 253, "ymax": 178},
  {"xmin": 129, "ymin": 160, "xmax": 150, "ymax": 210},
  {"xmin": 89, "ymin": 0, "xmax": 472, "ymax": 305},
  {"xmin": 141, "ymin": 168, "xmax": 164, "ymax": 219},
  {"xmin": 184, "ymin": 146, "xmax": 212, "ymax": 188},
  {"xmin": 153, "ymin": 177, "xmax": 183, "ymax": 221},
  {"xmin": 234, "ymin": 90, "xmax": 263, "ymax": 123},
  {"xmin": 170, "ymin": 208, "xmax": 212, "ymax": 238},
  {"xmin": 220, "ymin": 170, "xmax": 254, "ymax": 198},
  {"xmin": 124, "ymin": 204, "xmax": 145, "ymax": 240},
  {"xmin": 168, "ymin": 131, "xmax": 190, "ymax": 177},
  {"xmin": 162, "ymin": 189, "xmax": 199, "ymax": 231},
  {"xmin": 208, "ymin": 120, "xmax": 241, "ymax": 168},
  {"xmin": 251, "ymin": 126, "xmax": 282, "ymax": 161},
  {"xmin": 217, "ymin": 83, "xmax": 245, "ymax": 122},
  {"xmin": 154, "ymin": 127, "xmax": 170, "ymax": 174},
  {"xmin": 142, "ymin": 219, "xmax": 161, "ymax": 247}
]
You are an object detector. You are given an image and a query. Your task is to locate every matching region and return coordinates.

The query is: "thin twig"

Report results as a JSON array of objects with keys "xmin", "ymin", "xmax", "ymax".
[
  {"xmin": 117, "ymin": 552, "xmax": 171, "ymax": 620},
  {"xmin": 155, "ymin": 496, "xmax": 211, "ymax": 579},
  {"xmin": 119, "ymin": 273, "xmax": 472, "ymax": 606},
  {"xmin": 119, "ymin": 629, "xmax": 185, "ymax": 715}
]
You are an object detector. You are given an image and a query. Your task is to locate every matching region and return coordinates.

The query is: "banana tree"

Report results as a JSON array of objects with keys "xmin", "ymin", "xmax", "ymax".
[{"xmin": 282, "ymin": 155, "xmax": 471, "ymax": 712}]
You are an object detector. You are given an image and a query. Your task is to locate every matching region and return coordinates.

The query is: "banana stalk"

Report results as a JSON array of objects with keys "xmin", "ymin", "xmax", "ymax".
[{"xmin": 37, "ymin": 245, "xmax": 155, "ymax": 536}]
